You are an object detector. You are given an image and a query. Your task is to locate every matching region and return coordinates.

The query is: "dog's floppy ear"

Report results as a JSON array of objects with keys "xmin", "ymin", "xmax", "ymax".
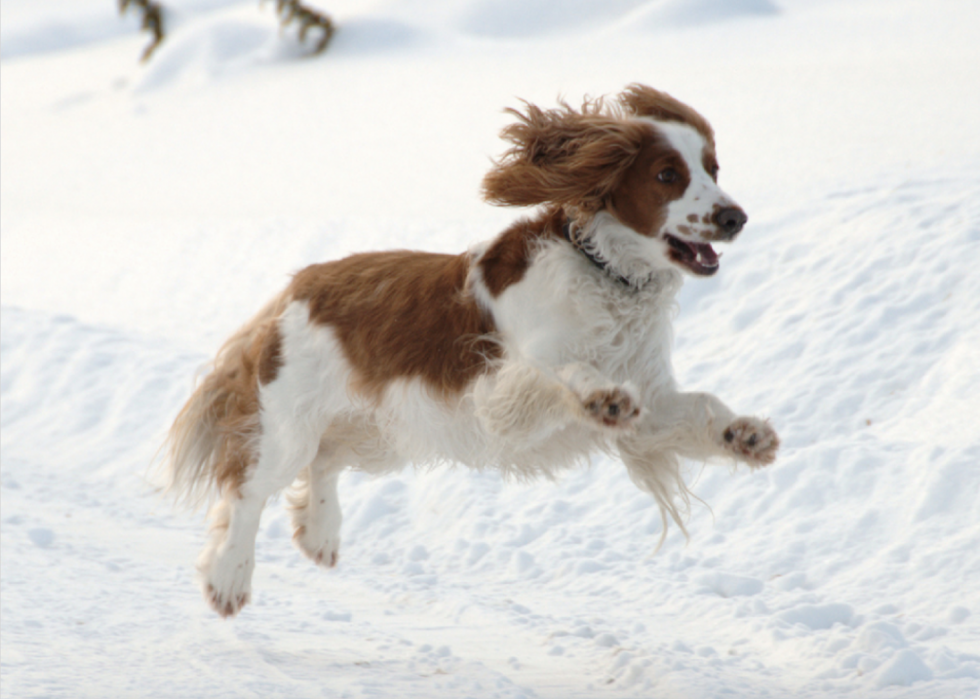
[
  {"xmin": 481, "ymin": 98, "xmax": 651, "ymax": 216},
  {"xmin": 618, "ymin": 83, "xmax": 715, "ymax": 148}
]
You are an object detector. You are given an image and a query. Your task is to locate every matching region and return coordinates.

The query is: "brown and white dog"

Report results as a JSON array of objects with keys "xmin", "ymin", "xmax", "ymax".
[{"xmin": 165, "ymin": 84, "xmax": 779, "ymax": 618}]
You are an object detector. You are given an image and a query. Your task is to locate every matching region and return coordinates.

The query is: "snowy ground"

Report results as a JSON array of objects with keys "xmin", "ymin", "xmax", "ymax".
[{"xmin": 2, "ymin": 0, "xmax": 980, "ymax": 697}]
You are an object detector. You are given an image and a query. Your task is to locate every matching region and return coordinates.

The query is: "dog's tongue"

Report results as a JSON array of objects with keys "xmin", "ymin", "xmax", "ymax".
[{"xmin": 694, "ymin": 242, "xmax": 718, "ymax": 266}]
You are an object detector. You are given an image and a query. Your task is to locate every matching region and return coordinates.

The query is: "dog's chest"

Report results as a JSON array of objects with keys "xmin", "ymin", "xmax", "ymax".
[{"xmin": 490, "ymin": 248, "xmax": 679, "ymax": 387}]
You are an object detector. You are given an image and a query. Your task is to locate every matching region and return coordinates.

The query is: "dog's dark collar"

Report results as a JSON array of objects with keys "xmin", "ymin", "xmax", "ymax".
[{"xmin": 561, "ymin": 220, "xmax": 633, "ymax": 288}]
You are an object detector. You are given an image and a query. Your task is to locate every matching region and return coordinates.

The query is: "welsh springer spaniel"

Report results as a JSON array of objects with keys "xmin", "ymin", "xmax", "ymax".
[{"xmin": 165, "ymin": 84, "xmax": 779, "ymax": 617}]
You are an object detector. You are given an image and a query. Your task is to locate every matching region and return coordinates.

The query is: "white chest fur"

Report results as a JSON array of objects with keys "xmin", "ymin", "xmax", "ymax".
[{"xmin": 486, "ymin": 240, "xmax": 683, "ymax": 405}]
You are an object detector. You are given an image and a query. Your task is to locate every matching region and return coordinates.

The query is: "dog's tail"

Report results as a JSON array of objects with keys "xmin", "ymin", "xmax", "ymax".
[{"xmin": 162, "ymin": 290, "xmax": 290, "ymax": 509}]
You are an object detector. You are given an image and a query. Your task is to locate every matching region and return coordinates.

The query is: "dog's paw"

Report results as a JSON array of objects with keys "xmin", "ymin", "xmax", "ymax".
[
  {"xmin": 583, "ymin": 386, "xmax": 641, "ymax": 429},
  {"xmin": 200, "ymin": 556, "xmax": 254, "ymax": 618},
  {"xmin": 294, "ymin": 526, "xmax": 341, "ymax": 569},
  {"xmin": 205, "ymin": 582, "xmax": 251, "ymax": 619},
  {"xmin": 722, "ymin": 416, "xmax": 779, "ymax": 467}
]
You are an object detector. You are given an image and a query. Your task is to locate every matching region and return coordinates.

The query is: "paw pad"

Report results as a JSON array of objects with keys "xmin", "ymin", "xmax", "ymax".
[
  {"xmin": 584, "ymin": 387, "xmax": 641, "ymax": 428},
  {"xmin": 206, "ymin": 584, "xmax": 250, "ymax": 618},
  {"xmin": 722, "ymin": 417, "xmax": 779, "ymax": 467}
]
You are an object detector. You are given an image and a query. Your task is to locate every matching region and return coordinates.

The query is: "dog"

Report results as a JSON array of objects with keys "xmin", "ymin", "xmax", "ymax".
[{"xmin": 164, "ymin": 84, "xmax": 779, "ymax": 618}]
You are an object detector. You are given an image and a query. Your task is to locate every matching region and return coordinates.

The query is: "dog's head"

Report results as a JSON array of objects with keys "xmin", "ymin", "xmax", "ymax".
[{"xmin": 482, "ymin": 84, "xmax": 746, "ymax": 278}]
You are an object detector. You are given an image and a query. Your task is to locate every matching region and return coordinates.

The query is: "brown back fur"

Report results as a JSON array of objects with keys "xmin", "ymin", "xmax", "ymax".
[{"xmin": 290, "ymin": 251, "xmax": 500, "ymax": 401}]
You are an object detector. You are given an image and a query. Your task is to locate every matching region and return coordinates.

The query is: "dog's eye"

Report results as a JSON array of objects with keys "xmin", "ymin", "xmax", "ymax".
[
  {"xmin": 709, "ymin": 165, "xmax": 719, "ymax": 180},
  {"xmin": 657, "ymin": 168, "xmax": 679, "ymax": 184}
]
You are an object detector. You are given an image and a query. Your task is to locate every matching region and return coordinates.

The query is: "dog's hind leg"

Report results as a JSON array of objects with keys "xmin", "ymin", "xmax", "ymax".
[
  {"xmin": 198, "ymin": 416, "xmax": 321, "ymax": 618},
  {"xmin": 289, "ymin": 416, "xmax": 405, "ymax": 568},
  {"xmin": 289, "ymin": 444, "xmax": 344, "ymax": 568},
  {"xmin": 197, "ymin": 490, "xmax": 264, "ymax": 618}
]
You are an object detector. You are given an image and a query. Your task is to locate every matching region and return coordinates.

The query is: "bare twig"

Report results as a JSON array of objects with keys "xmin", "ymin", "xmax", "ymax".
[
  {"xmin": 119, "ymin": 0, "xmax": 166, "ymax": 62},
  {"xmin": 118, "ymin": 0, "xmax": 334, "ymax": 64},
  {"xmin": 272, "ymin": 0, "xmax": 335, "ymax": 54}
]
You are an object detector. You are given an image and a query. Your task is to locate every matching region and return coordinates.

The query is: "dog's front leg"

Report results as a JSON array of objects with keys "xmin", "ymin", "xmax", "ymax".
[
  {"xmin": 632, "ymin": 391, "xmax": 779, "ymax": 469},
  {"xmin": 474, "ymin": 361, "xmax": 640, "ymax": 443},
  {"xmin": 556, "ymin": 363, "xmax": 642, "ymax": 428}
]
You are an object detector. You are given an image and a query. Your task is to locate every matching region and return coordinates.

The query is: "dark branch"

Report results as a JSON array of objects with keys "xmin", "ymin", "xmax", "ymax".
[
  {"xmin": 119, "ymin": 0, "xmax": 166, "ymax": 62},
  {"xmin": 273, "ymin": 0, "xmax": 335, "ymax": 54}
]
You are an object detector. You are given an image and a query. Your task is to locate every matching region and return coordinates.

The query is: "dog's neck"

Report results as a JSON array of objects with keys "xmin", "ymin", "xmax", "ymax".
[
  {"xmin": 562, "ymin": 220, "xmax": 635, "ymax": 289},
  {"xmin": 563, "ymin": 214, "xmax": 684, "ymax": 299}
]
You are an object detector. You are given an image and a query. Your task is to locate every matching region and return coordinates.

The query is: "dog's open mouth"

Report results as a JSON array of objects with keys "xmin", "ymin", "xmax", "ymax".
[{"xmin": 664, "ymin": 234, "xmax": 719, "ymax": 276}]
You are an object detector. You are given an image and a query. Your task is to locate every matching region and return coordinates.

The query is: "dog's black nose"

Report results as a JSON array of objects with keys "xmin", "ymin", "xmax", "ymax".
[{"xmin": 714, "ymin": 207, "xmax": 747, "ymax": 238}]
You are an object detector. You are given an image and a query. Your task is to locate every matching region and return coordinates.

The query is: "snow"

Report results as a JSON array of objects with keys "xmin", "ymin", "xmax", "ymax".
[{"xmin": 2, "ymin": 0, "xmax": 980, "ymax": 697}]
